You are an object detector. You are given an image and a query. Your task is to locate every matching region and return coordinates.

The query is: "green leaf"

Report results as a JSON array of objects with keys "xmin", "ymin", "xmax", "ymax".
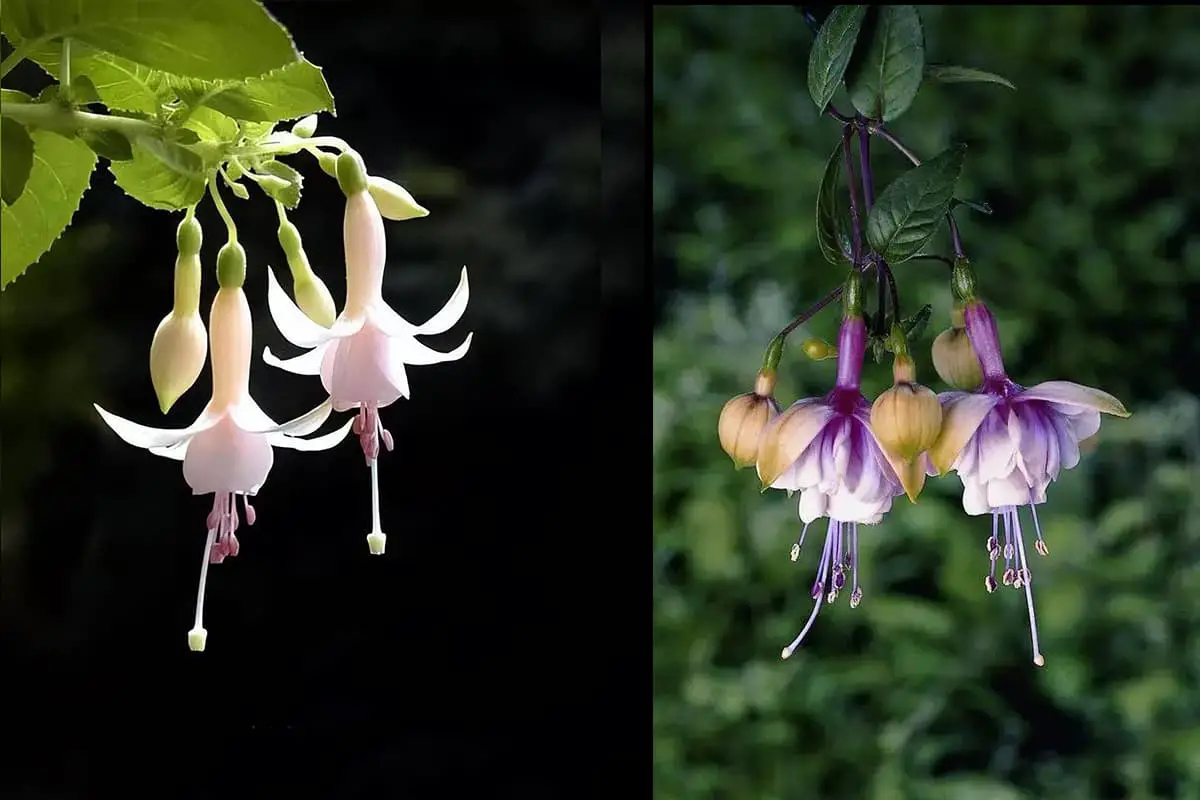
[
  {"xmin": 79, "ymin": 128, "xmax": 133, "ymax": 161},
  {"xmin": 1, "ymin": 118, "xmax": 36, "ymax": 205},
  {"xmin": 951, "ymin": 196, "xmax": 992, "ymax": 215},
  {"xmin": 0, "ymin": 129, "xmax": 97, "ymax": 289},
  {"xmin": 900, "ymin": 303, "xmax": 933, "ymax": 341},
  {"xmin": 815, "ymin": 140, "xmax": 853, "ymax": 265},
  {"xmin": 806, "ymin": 5, "xmax": 868, "ymax": 112},
  {"xmin": 3, "ymin": 0, "xmax": 300, "ymax": 82},
  {"xmin": 254, "ymin": 159, "xmax": 303, "ymax": 208},
  {"xmin": 175, "ymin": 59, "xmax": 336, "ymax": 123},
  {"xmin": 925, "ymin": 64, "xmax": 1016, "ymax": 91},
  {"xmin": 846, "ymin": 5, "xmax": 925, "ymax": 122},
  {"xmin": 26, "ymin": 42, "xmax": 175, "ymax": 115},
  {"xmin": 109, "ymin": 139, "xmax": 205, "ymax": 210},
  {"xmin": 67, "ymin": 75, "xmax": 102, "ymax": 105},
  {"xmin": 181, "ymin": 106, "xmax": 239, "ymax": 146},
  {"xmin": 221, "ymin": 172, "xmax": 250, "ymax": 200},
  {"xmin": 865, "ymin": 144, "xmax": 965, "ymax": 263}
]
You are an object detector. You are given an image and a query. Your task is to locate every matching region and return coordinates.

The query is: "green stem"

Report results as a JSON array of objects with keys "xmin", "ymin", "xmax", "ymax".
[
  {"xmin": 0, "ymin": 100, "xmax": 159, "ymax": 139},
  {"xmin": 207, "ymin": 177, "xmax": 237, "ymax": 244},
  {"xmin": 273, "ymin": 198, "xmax": 288, "ymax": 226},
  {"xmin": 60, "ymin": 38, "xmax": 72, "ymax": 98}
]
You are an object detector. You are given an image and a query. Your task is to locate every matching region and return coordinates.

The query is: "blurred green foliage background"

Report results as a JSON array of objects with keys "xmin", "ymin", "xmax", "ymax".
[{"xmin": 654, "ymin": 6, "xmax": 1200, "ymax": 799}]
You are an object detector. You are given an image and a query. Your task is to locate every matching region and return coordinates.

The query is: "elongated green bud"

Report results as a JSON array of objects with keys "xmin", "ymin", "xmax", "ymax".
[
  {"xmin": 367, "ymin": 175, "xmax": 429, "ymax": 220},
  {"xmin": 176, "ymin": 215, "xmax": 203, "ymax": 257},
  {"xmin": 316, "ymin": 151, "xmax": 338, "ymax": 178},
  {"xmin": 292, "ymin": 114, "xmax": 318, "ymax": 138},
  {"xmin": 842, "ymin": 269, "xmax": 864, "ymax": 318},
  {"xmin": 216, "ymin": 242, "xmax": 247, "ymax": 288},
  {"xmin": 275, "ymin": 220, "xmax": 336, "ymax": 327},
  {"xmin": 336, "ymin": 150, "xmax": 369, "ymax": 196}
]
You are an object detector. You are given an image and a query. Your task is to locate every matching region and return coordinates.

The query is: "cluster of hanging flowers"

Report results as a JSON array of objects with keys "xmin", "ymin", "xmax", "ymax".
[
  {"xmin": 94, "ymin": 137, "xmax": 472, "ymax": 652},
  {"xmin": 720, "ymin": 257, "xmax": 1129, "ymax": 668}
]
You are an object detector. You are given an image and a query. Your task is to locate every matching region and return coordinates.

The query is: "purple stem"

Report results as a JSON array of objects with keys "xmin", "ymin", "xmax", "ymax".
[
  {"xmin": 780, "ymin": 283, "xmax": 843, "ymax": 337},
  {"xmin": 855, "ymin": 117, "xmax": 875, "ymax": 210},
  {"xmin": 841, "ymin": 126, "xmax": 863, "ymax": 264},
  {"xmin": 834, "ymin": 315, "xmax": 867, "ymax": 391}
]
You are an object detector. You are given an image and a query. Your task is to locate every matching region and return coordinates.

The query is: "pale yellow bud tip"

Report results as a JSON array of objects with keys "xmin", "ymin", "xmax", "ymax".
[
  {"xmin": 367, "ymin": 532, "xmax": 387, "ymax": 555},
  {"xmin": 150, "ymin": 311, "xmax": 208, "ymax": 414},
  {"xmin": 931, "ymin": 327, "xmax": 983, "ymax": 391},
  {"xmin": 870, "ymin": 382, "xmax": 943, "ymax": 463},
  {"xmin": 294, "ymin": 275, "xmax": 337, "ymax": 328},
  {"xmin": 188, "ymin": 627, "xmax": 208, "ymax": 652},
  {"xmin": 367, "ymin": 175, "xmax": 429, "ymax": 221},
  {"xmin": 718, "ymin": 391, "xmax": 781, "ymax": 469}
]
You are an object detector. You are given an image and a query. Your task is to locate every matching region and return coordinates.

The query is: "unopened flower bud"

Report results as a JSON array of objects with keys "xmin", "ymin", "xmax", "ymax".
[
  {"xmin": 367, "ymin": 175, "xmax": 429, "ymax": 221},
  {"xmin": 292, "ymin": 114, "xmax": 318, "ymax": 139},
  {"xmin": 931, "ymin": 308, "xmax": 983, "ymax": 390},
  {"xmin": 718, "ymin": 371, "xmax": 781, "ymax": 469},
  {"xmin": 294, "ymin": 274, "xmax": 337, "ymax": 328},
  {"xmin": 336, "ymin": 150, "xmax": 369, "ymax": 196},
  {"xmin": 216, "ymin": 242, "xmax": 247, "ymax": 288},
  {"xmin": 870, "ymin": 355, "xmax": 943, "ymax": 463},
  {"xmin": 149, "ymin": 309, "xmax": 208, "ymax": 414},
  {"xmin": 801, "ymin": 338, "xmax": 837, "ymax": 361},
  {"xmin": 316, "ymin": 151, "xmax": 338, "ymax": 178},
  {"xmin": 176, "ymin": 215, "xmax": 203, "ymax": 257}
]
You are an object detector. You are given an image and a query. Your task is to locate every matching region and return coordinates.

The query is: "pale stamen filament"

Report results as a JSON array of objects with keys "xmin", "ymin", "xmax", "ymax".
[
  {"xmin": 782, "ymin": 519, "xmax": 836, "ymax": 660},
  {"xmin": 1008, "ymin": 506, "xmax": 1045, "ymax": 667},
  {"xmin": 188, "ymin": 527, "xmax": 218, "ymax": 652}
]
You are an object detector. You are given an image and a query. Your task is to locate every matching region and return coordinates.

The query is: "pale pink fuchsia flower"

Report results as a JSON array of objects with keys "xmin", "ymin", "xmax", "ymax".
[
  {"xmin": 94, "ymin": 286, "xmax": 353, "ymax": 651},
  {"xmin": 928, "ymin": 299, "xmax": 1130, "ymax": 667},
  {"xmin": 262, "ymin": 188, "xmax": 471, "ymax": 555},
  {"xmin": 756, "ymin": 314, "xmax": 906, "ymax": 659}
]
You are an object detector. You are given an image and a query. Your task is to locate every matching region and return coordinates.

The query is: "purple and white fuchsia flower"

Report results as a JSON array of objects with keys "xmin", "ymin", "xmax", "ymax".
[
  {"xmin": 263, "ymin": 154, "xmax": 471, "ymax": 555},
  {"xmin": 928, "ymin": 298, "xmax": 1130, "ymax": 666},
  {"xmin": 756, "ymin": 310, "xmax": 906, "ymax": 659},
  {"xmin": 95, "ymin": 285, "xmax": 353, "ymax": 651}
]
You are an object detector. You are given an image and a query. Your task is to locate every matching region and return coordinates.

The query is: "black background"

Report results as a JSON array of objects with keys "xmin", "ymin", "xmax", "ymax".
[{"xmin": 1, "ymin": 1, "xmax": 647, "ymax": 796}]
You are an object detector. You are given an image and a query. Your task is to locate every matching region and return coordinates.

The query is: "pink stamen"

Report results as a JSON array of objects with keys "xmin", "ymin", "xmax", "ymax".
[{"xmin": 206, "ymin": 492, "xmax": 250, "ymax": 564}]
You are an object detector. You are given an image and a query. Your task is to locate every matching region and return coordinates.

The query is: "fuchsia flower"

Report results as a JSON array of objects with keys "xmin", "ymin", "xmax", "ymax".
[
  {"xmin": 927, "ymin": 299, "xmax": 1130, "ymax": 666},
  {"xmin": 95, "ymin": 285, "xmax": 353, "ymax": 651},
  {"xmin": 756, "ymin": 312, "xmax": 906, "ymax": 659},
  {"xmin": 263, "ymin": 179, "xmax": 471, "ymax": 555}
]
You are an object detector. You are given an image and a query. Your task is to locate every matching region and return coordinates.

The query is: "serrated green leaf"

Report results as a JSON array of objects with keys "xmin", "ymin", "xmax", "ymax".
[
  {"xmin": 0, "ymin": 89, "xmax": 32, "ymax": 105},
  {"xmin": 254, "ymin": 159, "xmax": 303, "ymax": 208},
  {"xmin": 925, "ymin": 64, "xmax": 1016, "ymax": 91},
  {"xmin": 1, "ymin": 129, "xmax": 97, "ymax": 288},
  {"xmin": 26, "ymin": 42, "xmax": 174, "ymax": 115},
  {"xmin": 79, "ymin": 128, "xmax": 133, "ymax": 161},
  {"xmin": 866, "ymin": 144, "xmax": 965, "ymax": 263},
  {"xmin": 1, "ymin": 118, "xmax": 36, "ymax": 205},
  {"xmin": 3, "ymin": 0, "xmax": 300, "ymax": 82},
  {"xmin": 846, "ymin": 5, "xmax": 925, "ymax": 122},
  {"xmin": 816, "ymin": 140, "xmax": 853, "ymax": 265},
  {"xmin": 182, "ymin": 106, "xmax": 239, "ymax": 146},
  {"xmin": 806, "ymin": 5, "xmax": 868, "ymax": 112},
  {"xmin": 176, "ymin": 59, "xmax": 335, "ymax": 123},
  {"xmin": 110, "ymin": 139, "xmax": 205, "ymax": 210}
]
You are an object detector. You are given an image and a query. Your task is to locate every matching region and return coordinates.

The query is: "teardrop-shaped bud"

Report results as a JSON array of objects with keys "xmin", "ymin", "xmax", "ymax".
[
  {"xmin": 294, "ymin": 273, "xmax": 337, "ymax": 328},
  {"xmin": 149, "ymin": 310, "xmax": 208, "ymax": 414},
  {"xmin": 718, "ymin": 371, "xmax": 781, "ymax": 469},
  {"xmin": 292, "ymin": 114, "xmax": 319, "ymax": 139},
  {"xmin": 931, "ymin": 326, "xmax": 983, "ymax": 390},
  {"xmin": 367, "ymin": 175, "xmax": 429, "ymax": 221}
]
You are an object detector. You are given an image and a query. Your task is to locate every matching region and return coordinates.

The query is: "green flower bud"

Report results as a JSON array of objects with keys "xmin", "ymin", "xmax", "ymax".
[
  {"xmin": 176, "ymin": 215, "xmax": 203, "ymax": 257},
  {"xmin": 336, "ymin": 150, "xmax": 369, "ymax": 196},
  {"xmin": 801, "ymin": 338, "xmax": 837, "ymax": 361},
  {"xmin": 216, "ymin": 242, "xmax": 247, "ymax": 288},
  {"xmin": 294, "ymin": 273, "xmax": 337, "ymax": 328},
  {"xmin": 149, "ymin": 306, "xmax": 207, "ymax": 414},
  {"xmin": 931, "ymin": 307, "xmax": 983, "ymax": 390},
  {"xmin": 292, "ymin": 114, "xmax": 318, "ymax": 139},
  {"xmin": 316, "ymin": 151, "xmax": 338, "ymax": 178},
  {"xmin": 367, "ymin": 175, "xmax": 429, "ymax": 221}
]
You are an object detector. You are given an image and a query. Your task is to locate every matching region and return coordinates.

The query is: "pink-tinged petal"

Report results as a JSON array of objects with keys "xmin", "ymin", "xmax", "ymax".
[
  {"xmin": 1066, "ymin": 409, "xmax": 1101, "ymax": 440},
  {"xmin": 262, "ymin": 342, "xmax": 329, "ymax": 376},
  {"xmin": 937, "ymin": 390, "xmax": 971, "ymax": 409},
  {"xmin": 798, "ymin": 487, "xmax": 827, "ymax": 523},
  {"xmin": 756, "ymin": 400, "xmax": 834, "ymax": 488},
  {"xmin": 232, "ymin": 397, "xmax": 335, "ymax": 437},
  {"xmin": 266, "ymin": 266, "xmax": 345, "ymax": 349},
  {"xmin": 94, "ymin": 404, "xmax": 219, "ymax": 450},
  {"xmin": 182, "ymin": 418, "xmax": 274, "ymax": 495},
  {"xmin": 929, "ymin": 393, "xmax": 999, "ymax": 475},
  {"xmin": 320, "ymin": 324, "xmax": 404, "ymax": 407},
  {"xmin": 270, "ymin": 418, "xmax": 355, "ymax": 451},
  {"xmin": 379, "ymin": 340, "xmax": 411, "ymax": 403},
  {"xmin": 392, "ymin": 331, "xmax": 473, "ymax": 366},
  {"xmin": 415, "ymin": 266, "xmax": 470, "ymax": 335},
  {"xmin": 149, "ymin": 442, "xmax": 189, "ymax": 461},
  {"xmin": 830, "ymin": 420, "xmax": 853, "ymax": 489},
  {"xmin": 344, "ymin": 191, "xmax": 387, "ymax": 315},
  {"xmin": 1012, "ymin": 404, "xmax": 1048, "ymax": 488},
  {"xmin": 1018, "ymin": 381, "xmax": 1130, "ymax": 417},
  {"xmin": 961, "ymin": 477, "xmax": 990, "ymax": 516}
]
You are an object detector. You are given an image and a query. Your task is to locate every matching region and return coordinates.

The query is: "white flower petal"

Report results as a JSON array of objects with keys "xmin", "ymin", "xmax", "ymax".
[
  {"xmin": 149, "ymin": 441, "xmax": 189, "ymax": 461},
  {"xmin": 262, "ymin": 342, "xmax": 329, "ymax": 376},
  {"xmin": 798, "ymin": 488, "xmax": 827, "ymax": 523},
  {"xmin": 267, "ymin": 266, "xmax": 342, "ymax": 349},
  {"xmin": 392, "ymin": 331, "xmax": 473, "ymax": 366},
  {"xmin": 1018, "ymin": 380, "xmax": 1130, "ymax": 417},
  {"xmin": 270, "ymin": 418, "xmax": 355, "ymax": 451},
  {"xmin": 961, "ymin": 477, "xmax": 990, "ymax": 516},
  {"xmin": 986, "ymin": 471, "xmax": 1033, "ymax": 509},
  {"xmin": 416, "ymin": 266, "xmax": 469, "ymax": 335},
  {"xmin": 228, "ymin": 397, "xmax": 280, "ymax": 433},
  {"xmin": 94, "ymin": 403, "xmax": 218, "ymax": 450}
]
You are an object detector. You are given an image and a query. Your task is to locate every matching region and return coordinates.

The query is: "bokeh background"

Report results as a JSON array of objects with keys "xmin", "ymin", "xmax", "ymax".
[
  {"xmin": 1, "ymin": 2, "xmax": 644, "ymax": 795},
  {"xmin": 654, "ymin": 6, "xmax": 1200, "ymax": 799}
]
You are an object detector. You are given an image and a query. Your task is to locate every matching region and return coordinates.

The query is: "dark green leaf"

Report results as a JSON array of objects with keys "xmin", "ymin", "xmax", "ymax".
[
  {"xmin": 900, "ymin": 303, "xmax": 933, "ymax": 341},
  {"xmin": 816, "ymin": 140, "xmax": 854, "ymax": 264},
  {"xmin": 846, "ymin": 5, "xmax": 925, "ymax": 122},
  {"xmin": 3, "ymin": 0, "xmax": 301, "ymax": 82},
  {"xmin": 925, "ymin": 63, "xmax": 1016, "ymax": 91},
  {"xmin": 806, "ymin": 5, "xmax": 868, "ymax": 112},
  {"xmin": 1, "ymin": 129, "xmax": 97, "ymax": 288},
  {"xmin": 951, "ymin": 196, "xmax": 992, "ymax": 215},
  {"xmin": 866, "ymin": 144, "xmax": 965, "ymax": 263},
  {"xmin": 79, "ymin": 128, "xmax": 134, "ymax": 162},
  {"xmin": 68, "ymin": 75, "xmax": 102, "ymax": 105},
  {"xmin": 1, "ymin": 118, "xmax": 35, "ymax": 205}
]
